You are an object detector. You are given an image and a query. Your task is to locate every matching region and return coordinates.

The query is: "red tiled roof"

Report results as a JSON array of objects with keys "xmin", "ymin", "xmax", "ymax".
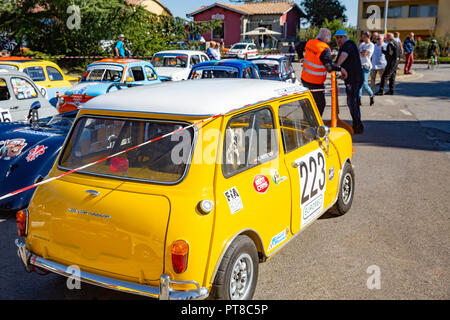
[{"xmin": 188, "ymin": 1, "xmax": 302, "ymax": 17}]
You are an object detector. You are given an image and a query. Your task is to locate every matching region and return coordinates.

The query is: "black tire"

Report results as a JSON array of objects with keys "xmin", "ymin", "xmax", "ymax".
[
  {"xmin": 209, "ymin": 235, "xmax": 259, "ymax": 300},
  {"xmin": 332, "ymin": 162, "xmax": 355, "ymax": 216}
]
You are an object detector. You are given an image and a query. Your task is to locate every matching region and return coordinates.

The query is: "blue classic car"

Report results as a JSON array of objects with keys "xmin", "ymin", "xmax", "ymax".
[
  {"xmin": 187, "ymin": 59, "xmax": 261, "ymax": 80},
  {"xmin": 0, "ymin": 110, "xmax": 77, "ymax": 213},
  {"xmin": 57, "ymin": 59, "xmax": 161, "ymax": 113}
]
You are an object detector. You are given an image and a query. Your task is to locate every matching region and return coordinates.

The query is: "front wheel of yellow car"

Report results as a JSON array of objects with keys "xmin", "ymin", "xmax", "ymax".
[
  {"xmin": 209, "ymin": 235, "xmax": 259, "ymax": 300},
  {"xmin": 332, "ymin": 162, "xmax": 355, "ymax": 216}
]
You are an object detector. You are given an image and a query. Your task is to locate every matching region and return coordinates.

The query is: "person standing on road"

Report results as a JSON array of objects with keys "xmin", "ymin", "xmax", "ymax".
[
  {"xmin": 370, "ymin": 34, "xmax": 387, "ymax": 92},
  {"xmin": 376, "ymin": 33, "xmax": 401, "ymax": 96},
  {"xmin": 114, "ymin": 34, "xmax": 127, "ymax": 58},
  {"xmin": 358, "ymin": 31, "xmax": 375, "ymax": 106},
  {"xmin": 296, "ymin": 28, "xmax": 348, "ymax": 116},
  {"xmin": 371, "ymin": 32, "xmax": 379, "ymax": 44},
  {"xmin": 335, "ymin": 29, "xmax": 364, "ymax": 134},
  {"xmin": 403, "ymin": 32, "xmax": 416, "ymax": 74},
  {"xmin": 427, "ymin": 39, "xmax": 439, "ymax": 69},
  {"xmin": 207, "ymin": 41, "xmax": 220, "ymax": 60},
  {"xmin": 288, "ymin": 42, "xmax": 296, "ymax": 62}
]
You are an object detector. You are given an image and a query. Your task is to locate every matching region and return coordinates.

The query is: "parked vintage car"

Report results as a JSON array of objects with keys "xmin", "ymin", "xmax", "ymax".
[
  {"xmin": 0, "ymin": 57, "xmax": 76, "ymax": 106},
  {"xmin": 225, "ymin": 43, "xmax": 258, "ymax": 60},
  {"xmin": 188, "ymin": 59, "xmax": 261, "ymax": 80},
  {"xmin": 249, "ymin": 55, "xmax": 298, "ymax": 84},
  {"xmin": 15, "ymin": 79, "xmax": 354, "ymax": 300},
  {"xmin": 151, "ymin": 50, "xmax": 209, "ymax": 81},
  {"xmin": 0, "ymin": 70, "xmax": 56, "ymax": 122},
  {"xmin": 0, "ymin": 110, "xmax": 77, "ymax": 213},
  {"xmin": 56, "ymin": 59, "xmax": 161, "ymax": 114}
]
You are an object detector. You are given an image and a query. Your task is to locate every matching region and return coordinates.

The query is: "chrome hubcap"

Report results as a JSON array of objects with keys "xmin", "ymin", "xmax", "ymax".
[
  {"xmin": 342, "ymin": 173, "xmax": 353, "ymax": 205},
  {"xmin": 229, "ymin": 253, "xmax": 253, "ymax": 300}
]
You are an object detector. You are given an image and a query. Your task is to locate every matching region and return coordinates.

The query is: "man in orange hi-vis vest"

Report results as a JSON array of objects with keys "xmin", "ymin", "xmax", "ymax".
[{"xmin": 296, "ymin": 28, "xmax": 348, "ymax": 116}]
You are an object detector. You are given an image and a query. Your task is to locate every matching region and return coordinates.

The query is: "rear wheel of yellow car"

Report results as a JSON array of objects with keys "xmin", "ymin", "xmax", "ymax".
[
  {"xmin": 332, "ymin": 162, "xmax": 355, "ymax": 216},
  {"xmin": 209, "ymin": 235, "xmax": 259, "ymax": 300}
]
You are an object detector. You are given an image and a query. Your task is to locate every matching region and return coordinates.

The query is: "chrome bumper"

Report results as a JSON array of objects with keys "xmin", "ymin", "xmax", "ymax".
[{"xmin": 15, "ymin": 239, "xmax": 208, "ymax": 300}]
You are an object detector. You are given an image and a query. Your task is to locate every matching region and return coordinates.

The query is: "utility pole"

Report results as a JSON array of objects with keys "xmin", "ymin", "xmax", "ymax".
[{"xmin": 384, "ymin": 0, "xmax": 389, "ymax": 36}]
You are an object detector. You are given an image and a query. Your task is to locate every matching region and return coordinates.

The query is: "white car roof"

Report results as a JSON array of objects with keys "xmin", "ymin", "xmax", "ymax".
[
  {"xmin": 82, "ymin": 79, "xmax": 308, "ymax": 117},
  {"xmin": 154, "ymin": 50, "xmax": 207, "ymax": 56}
]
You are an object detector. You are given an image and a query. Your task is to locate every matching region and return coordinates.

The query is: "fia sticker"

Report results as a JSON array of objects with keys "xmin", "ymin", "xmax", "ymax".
[
  {"xmin": 271, "ymin": 169, "xmax": 288, "ymax": 185},
  {"xmin": 0, "ymin": 139, "xmax": 27, "ymax": 160},
  {"xmin": 26, "ymin": 145, "xmax": 48, "ymax": 162},
  {"xmin": 268, "ymin": 227, "xmax": 289, "ymax": 252},
  {"xmin": 253, "ymin": 175, "xmax": 270, "ymax": 193},
  {"xmin": 224, "ymin": 187, "xmax": 243, "ymax": 214}
]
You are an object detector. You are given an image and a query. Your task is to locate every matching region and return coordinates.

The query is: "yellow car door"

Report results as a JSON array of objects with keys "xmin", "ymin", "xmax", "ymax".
[
  {"xmin": 279, "ymin": 96, "xmax": 338, "ymax": 234},
  {"xmin": 214, "ymin": 106, "xmax": 291, "ymax": 255}
]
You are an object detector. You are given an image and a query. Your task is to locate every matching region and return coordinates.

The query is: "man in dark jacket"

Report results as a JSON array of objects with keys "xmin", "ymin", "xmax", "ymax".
[
  {"xmin": 403, "ymin": 32, "xmax": 416, "ymax": 74},
  {"xmin": 376, "ymin": 33, "xmax": 400, "ymax": 95},
  {"xmin": 335, "ymin": 30, "xmax": 364, "ymax": 134}
]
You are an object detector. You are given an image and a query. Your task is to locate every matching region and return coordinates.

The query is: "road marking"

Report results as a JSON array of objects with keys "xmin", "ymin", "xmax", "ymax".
[
  {"xmin": 385, "ymin": 99, "xmax": 395, "ymax": 105},
  {"xmin": 400, "ymin": 109, "xmax": 413, "ymax": 116},
  {"xmin": 0, "ymin": 219, "xmax": 6, "ymax": 223}
]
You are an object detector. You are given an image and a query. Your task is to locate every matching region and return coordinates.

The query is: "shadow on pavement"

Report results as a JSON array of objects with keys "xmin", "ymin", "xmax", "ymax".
[
  {"xmin": 351, "ymin": 120, "xmax": 450, "ymax": 151},
  {"xmin": 394, "ymin": 80, "xmax": 450, "ymax": 99}
]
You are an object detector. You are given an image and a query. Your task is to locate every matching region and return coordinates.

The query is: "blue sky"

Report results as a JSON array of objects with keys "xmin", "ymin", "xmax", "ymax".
[{"xmin": 159, "ymin": 0, "xmax": 359, "ymax": 26}]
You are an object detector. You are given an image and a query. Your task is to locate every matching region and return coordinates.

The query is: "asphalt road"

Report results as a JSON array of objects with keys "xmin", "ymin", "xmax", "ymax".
[{"xmin": 0, "ymin": 64, "xmax": 449, "ymax": 300}]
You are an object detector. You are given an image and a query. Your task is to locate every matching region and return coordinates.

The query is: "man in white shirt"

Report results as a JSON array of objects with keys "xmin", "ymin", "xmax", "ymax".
[
  {"xmin": 359, "ymin": 31, "xmax": 375, "ymax": 106},
  {"xmin": 370, "ymin": 35, "xmax": 387, "ymax": 92}
]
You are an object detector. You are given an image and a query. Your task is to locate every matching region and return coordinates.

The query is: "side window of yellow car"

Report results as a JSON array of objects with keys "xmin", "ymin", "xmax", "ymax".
[
  {"xmin": 223, "ymin": 108, "xmax": 277, "ymax": 177},
  {"xmin": 10, "ymin": 77, "xmax": 38, "ymax": 100},
  {"xmin": 46, "ymin": 66, "xmax": 64, "ymax": 81},
  {"xmin": 278, "ymin": 98, "xmax": 319, "ymax": 153},
  {"xmin": 23, "ymin": 66, "xmax": 46, "ymax": 82}
]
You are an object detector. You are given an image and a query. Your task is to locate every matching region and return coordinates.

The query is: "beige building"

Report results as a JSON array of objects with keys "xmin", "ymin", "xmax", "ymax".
[
  {"xmin": 357, "ymin": 0, "xmax": 449, "ymax": 40},
  {"xmin": 126, "ymin": 0, "xmax": 172, "ymax": 16}
]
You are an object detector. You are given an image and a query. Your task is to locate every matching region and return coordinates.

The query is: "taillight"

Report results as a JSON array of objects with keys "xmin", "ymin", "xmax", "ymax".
[
  {"xmin": 171, "ymin": 240, "xmax": 189, "ymax": 274},
  {"xmin": 16, "ymin": 209, "xmax": 28, "ymax": 237}
]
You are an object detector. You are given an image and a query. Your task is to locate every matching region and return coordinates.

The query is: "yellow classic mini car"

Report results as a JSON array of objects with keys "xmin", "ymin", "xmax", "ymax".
[
  {"xmin": 15, "ymin": 79, "xmax": 354, "ymax": 300},
  {"xmin": 0, "ymin": 58, "xmax": 76, "ymax": 106}
]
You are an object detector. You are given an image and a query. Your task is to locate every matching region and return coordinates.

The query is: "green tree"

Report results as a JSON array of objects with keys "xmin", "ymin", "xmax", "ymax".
[
  {"xmin": 301, "ymin": 0, "xmax": 347, "ymax": 27},
  {"xmin": 0, "ymin": 0, "xmax": 220, "ymax": 57}
]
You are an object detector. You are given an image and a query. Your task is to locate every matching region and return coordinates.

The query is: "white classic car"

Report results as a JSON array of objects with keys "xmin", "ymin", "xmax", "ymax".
[
  {"xmin": 151, "ymin": 50, "xmax": 209, "ymax": 81},
  {"xmin": 225, "ymin": 43, "xmax": 258, "ymax": 60}
]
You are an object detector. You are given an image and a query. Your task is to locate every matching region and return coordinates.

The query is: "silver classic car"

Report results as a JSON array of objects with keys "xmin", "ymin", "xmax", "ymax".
[{"xmin": 0, "ymin": 70, "xmax": 56, "ymax": 122}]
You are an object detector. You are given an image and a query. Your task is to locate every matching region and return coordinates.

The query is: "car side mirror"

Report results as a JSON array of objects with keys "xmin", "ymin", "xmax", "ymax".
[
  {"xmin": 317, "ymin": 125, "xmax": 330, "ymax": 139},
  {"xmin": 303, "ymin": 127, "xmax": 316, "ymax": 141}
]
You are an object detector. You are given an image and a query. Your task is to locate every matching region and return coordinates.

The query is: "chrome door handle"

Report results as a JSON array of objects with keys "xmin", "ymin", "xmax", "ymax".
[{"xmin": 86, "ymin": 190, "xmax": 100, "ymax": 197}]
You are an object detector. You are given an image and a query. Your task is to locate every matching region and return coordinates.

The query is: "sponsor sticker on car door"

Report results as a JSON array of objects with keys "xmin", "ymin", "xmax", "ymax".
[{"xmin": 294, "ymin": 148, "xmax": 326, "ymax": 228}]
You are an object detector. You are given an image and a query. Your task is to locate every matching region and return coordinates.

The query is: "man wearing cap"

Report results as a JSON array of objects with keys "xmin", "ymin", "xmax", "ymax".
[
  {"xmin": 296, "ymin": 28, "xmax": 348, "ymax": 116},
  {"xmin": 114, "ymin": 34, "xmax": 126, "ymax": 57},
  {"xmin": 335, "ymin": 29, "xmax": 364, "ymax": 134}
]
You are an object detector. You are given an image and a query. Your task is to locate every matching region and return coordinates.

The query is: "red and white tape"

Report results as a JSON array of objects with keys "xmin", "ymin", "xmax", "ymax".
[{"xmin": 0, "ymin": 82, "xmax": 341, "ymax": 202}]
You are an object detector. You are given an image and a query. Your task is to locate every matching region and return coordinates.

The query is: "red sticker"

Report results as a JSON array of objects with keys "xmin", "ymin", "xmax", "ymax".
[
  {"xmin": 253, "ymin": 175, "xmax": 270, "ymax": 194},
  {"xmin": 26, "ymin": 145, "xmax": 48, "ymax": 162}
]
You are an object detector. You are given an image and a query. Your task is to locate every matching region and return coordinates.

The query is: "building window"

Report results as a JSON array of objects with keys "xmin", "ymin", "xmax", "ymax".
[
  {"xmin": 387, "ymin": 6, "xmax": 407, "ymax": 18},
  {"xmin": 212, "ymin": 21, "xmax": 224, "ymax": 40},
  {"xmin": 409, "ymin": 4, "xmax": 438, "ymax": 17}
]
